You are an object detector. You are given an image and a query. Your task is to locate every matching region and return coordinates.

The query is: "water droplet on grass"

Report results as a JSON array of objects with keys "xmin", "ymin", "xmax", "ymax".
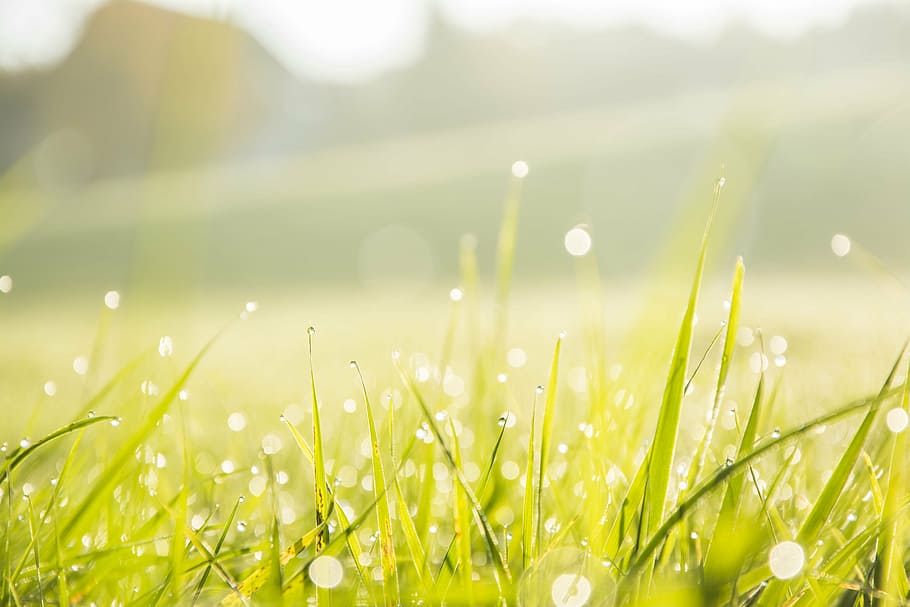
[
  {"xmin": 104, "ymin": 290, "xmax": 120, "ymax": 310},
  {"xmin": 227, "ymin": 412, "xmax": 247, "ymax": 432},
  {"xmin": 157, "ymin": 336, "xmax": 174, "ymax": 358},
  {"xmin": 110, "ymin": 417, "xmax": 121, "ymax": 427},
  {"xmin": 72, "ymin": 356, "xmax": 89, "ymax": 375},
  {"xmin": 511, "ymin": 160, "xmax": 529, "ymax": 179},
  {"xmin": 309, "ymin": 555, "xmax": 344, "ymax": 588},
  {"xmin": 449, "ymin": 287, "xmax": 464, "ymax": 302},
  {"xmin": 886, "ymin": 407, "xmax": 909, "ymax": 433},
  {"xmin": 43, "ymin": 381, "xmax": 57, "ymax": 396},
  {"xmin": 564, "ymin": 227, "xmax": 592, "ymax": 257},
  {"xmin": 0, "ymin": 275, "xmax": 11, "ymax": 293},
  {"xmin": 831, "ymin": 233, "xmax": 851, "ymax": 257},
  {"xmin": 769, "ymin": 541, "xmax": 805, "ymax": 580},
  {"xmin": 307, "ymin": 326, "xmax": 316, "ymax": 337}
]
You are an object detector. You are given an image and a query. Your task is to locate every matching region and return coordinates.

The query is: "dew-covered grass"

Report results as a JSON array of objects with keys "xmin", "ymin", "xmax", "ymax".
[{"xmin": 3, "ymin": 175, "xmax": 910, "ymax": 606}]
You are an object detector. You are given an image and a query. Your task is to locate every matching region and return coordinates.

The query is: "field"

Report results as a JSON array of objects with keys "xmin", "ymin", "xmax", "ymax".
[{"xmin": 3, "ymin": 175, "xmax": 910, "ymax": 607}]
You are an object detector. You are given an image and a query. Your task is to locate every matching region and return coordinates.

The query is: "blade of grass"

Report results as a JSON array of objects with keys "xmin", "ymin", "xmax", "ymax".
[
  {"xmin": 281, "ymin": 416, "xmax": 370, "ymax": 589},
  {"xmin": 522, "ymin": 387, "xmax": 541, "ymax": 569},
  {"xmin": 875, "ymin": 359, "xmax": 910, "ymax": 605},
  {"xmin": 351, "ymin": 361, "xmax": 399, "ymax": 607},
  {"xmin": 642, "ymin": 179, "xmax": 723, "ymax": 549},
  {"xmin": 396, "ymin": 362, "xmax": 512, "ymax": 584},
  {"xmin": 623, "ymin": 380, "xmax": 903, "ymax": 583},
  {"xmin": 192, "ymin": 497, "xmax": 244, "ymax": 604},
  {"xmin": 758, "ymin": 341, "xmax": 907, "ymax": 606},
  {"xmin": 306, "ymin": 327, "xmax": 331, "ymax": 555},
  {"xmin": 687, "ymin": 256, "xmax": 744, "ymax": 488},
  {"xmin": 449, "ymin": 417, "xmax": 474, "ymax": 604},
  {"xmin": 61, "ymin": 331, "xmax": 221, "ymax": 541},
  {"xmin": 0, "ymin": 415, "xmax": 117, "ymax": 484},
  {"xmin": 536, "ymin": 334, "xmax": 563, "ymax": 562}
]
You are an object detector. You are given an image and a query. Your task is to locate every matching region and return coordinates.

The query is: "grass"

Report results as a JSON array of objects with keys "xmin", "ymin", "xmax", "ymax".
[{"xmin": 2, "ymin": 171, "xmax": 910, "ymax": 606}]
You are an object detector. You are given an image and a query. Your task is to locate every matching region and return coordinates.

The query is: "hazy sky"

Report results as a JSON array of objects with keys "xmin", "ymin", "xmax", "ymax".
[{"xmin": 0, "ymin": 0, "xmax": 897, "ymax": 81}]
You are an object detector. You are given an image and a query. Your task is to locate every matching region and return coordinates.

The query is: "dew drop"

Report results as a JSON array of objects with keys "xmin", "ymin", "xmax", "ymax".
[
  {"xmin": 307, "ymin": 326, "xmax": 316, "ymax": 337},
  {"xmin": 227, "ymin": 412, "xmax": 247, "ymax": 432},
  {"xmin": 0, "ymin": 275, "xmax": 12, "ymax": 294},
  {"xmin": 72, "ymin": 356, "xmax": 89, "ymax": 376},
  {"xmin": 110, "ymin": 417, "xmax": 121, "ymax": 427},
  {"xmin": 536, "ymin": 385, "xmax": 545, "ymax": 394},
  {"xmin": 104, "ymin": 290, "xmax": 120, "ymax": 310},
  {"xmin": 886, "ymin": 407, "xmax": 909, "ymax": 433},
  {"xmin": 87, "ymin": 410, "xmax": 96, "ymax": 418},
  {"xmin": 157, "ymin": 336, "xmax": 174, "ymax": 358},
  {"xmin": 831, "ymin": 233, "xmax": 851, "ymax": 257},
  {"xmin": 551, "ymin": 573, "xmax": 592, "ymax": 607},
  {"xmin": 769, "ymin": 541, "xmax": 805, "ymax": 580},
  {"xmin": 511, "ymin": 160, "xmax": 529, "ymax": 179},
  {"xmin": 564, "ymin": 227, "xmax": 592, "ymax": 257},
  {"xmin": 309, "ymin": 555, "xmax": 344, "ymax": 589},
  {"xmin": 449, "ymin": 287, "xmax": 464, "ymax": 302}
]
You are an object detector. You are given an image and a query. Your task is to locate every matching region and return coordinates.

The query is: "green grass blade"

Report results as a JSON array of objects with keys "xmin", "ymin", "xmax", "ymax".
[
  {"xmin": 449, "ymin": 417, "xmax": 474, "ymax": 602},
  {"xmin": 396, "ymin": 362, "xmax": 512, "ymax": 584},
  {"xmin": 875, "ymin": 359, "xmax": 910, "ymax": 604},
  {"xmin": 306, "ymin": 327, "xmax": 331, "ymax": 557},
  {"xmin": 522, "ymin": 388, "xmax": 540, "ymax": 569},
  {"xmin": 625, "ymin": 381, "xmax": 903, "ymax": 582},
  {"xmin": 687, "ymin": 256, "xmax": 744, "ymax": 488},
  {"xmin": 536, "ymin": 334, "xmax": 563, "ymax": 559},
  {"xmin": 351, "ymin": 361, "xmax": 399, "ymax": 606},
  {"xmin": 758, "ymin": 341, "xmax": 907, "ymax": 605},
  {"xmin": 0, "ymin": 415, "xmax": 117, "ymax": 484},
  {"xmin": 193, "ymin": 497, "xmax": 244, "ymax": 605},
  {"xmin": 61, "ymin": 330, "xmax": 221, "ymax": 541},
  {"xmin": 642, "ymin": 180, "xmax": 722, "ymax": 543},
  {"xmin": 281, "ymin": 416, "xmax": 370, "ymax": 589}
]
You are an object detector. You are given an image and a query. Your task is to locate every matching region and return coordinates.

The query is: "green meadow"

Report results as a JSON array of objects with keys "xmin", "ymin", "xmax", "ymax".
[{"xmin": 4, "ymin": 171, "xmax": 910, "ymax": 606}]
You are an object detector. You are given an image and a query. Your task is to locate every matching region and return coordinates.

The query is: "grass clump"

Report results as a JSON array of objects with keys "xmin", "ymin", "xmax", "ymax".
[{"xmin": 3, "ymin": 170, "xmax": 910, "ymax": 607}]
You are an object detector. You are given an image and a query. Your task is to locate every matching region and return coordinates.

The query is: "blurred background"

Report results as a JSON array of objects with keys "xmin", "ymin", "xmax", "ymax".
[
  {"xmin": 2, "ymin": 0, "xmax": 910, "ymax": 428},
  {"xmin": 2, "ymin": 0, "xmax": 909, "ymax": 297}
]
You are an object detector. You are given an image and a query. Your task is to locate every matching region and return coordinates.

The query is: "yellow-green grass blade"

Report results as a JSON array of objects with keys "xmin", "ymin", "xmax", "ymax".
[
  {"xmin": 281, "ymin": 416, "xmax": 370, "ymax": 588},
  {"xmin": 397, "ymin": 363, "xmax": 512, "ymax": 584},
  {"xmin": 624, "ymin": 381, "xmax": 903, "ymax": 584},
  {"xmin": 24, "ymin": 498, "xmax": 45, "ymax": 607},
  {"xmin": 875, "ymin": 359, "xmax": 910, "ymax": 604},
  {"xmin": 522, "ymin": 388, "xmax": 540, "ymax": 569},
  {"xmin": 393, "ymin": 475, "xmax": 433, "ymax": 593},
  {"xmin": 687, "ymin": 256, "xmax": 744, "ymax": 488},
  {"xmin": 0, "ymin": 415, "xmax": 117, "ymax": 483},
  {"xmin": 758, "ymin": 342, "xmax": 907, "ymax": 606},
  {"xmin": 642, "ymin": 180, "xmax": 722, "ymax": 545},
  {"xmin": 536, "ymin": 334, "xmax": 563, "ymax": 560},
  {"xmin": 702, "ymin": 373, "xmax": 766, "ymax": 586},
  {"xmin": 219, "ymin": 521, "xmax": 329, "ymax": 606},
  {"xmin": 279, "ymin": 491, "xmax": 388, "ymax": 597},
  {"xmin": 352, "ymin": 361, "xmax": 399, "ymax": 607},
  {"xmin": 449, "ymin": 417, "xmax": 474, "ymax": 602},
  {"xmin": 61, "ymin": 331, "xmax": 221, "ymax": 541},
  {"xmin": 192, "ymin": 497, "xmax": 244, "ymax": 604},
  {"xmin": 306, "ymin": 327, "xmax": 331, "ymax": 557},
  {"xmin": 157, "ymin": 496, "xmax": 246, "ymax": 605}
]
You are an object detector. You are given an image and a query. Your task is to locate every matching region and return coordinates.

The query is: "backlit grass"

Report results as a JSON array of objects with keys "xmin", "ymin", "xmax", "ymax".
[{"xmin": 2, "ymin": 172, "xmax": 910, "ymax": 606}]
